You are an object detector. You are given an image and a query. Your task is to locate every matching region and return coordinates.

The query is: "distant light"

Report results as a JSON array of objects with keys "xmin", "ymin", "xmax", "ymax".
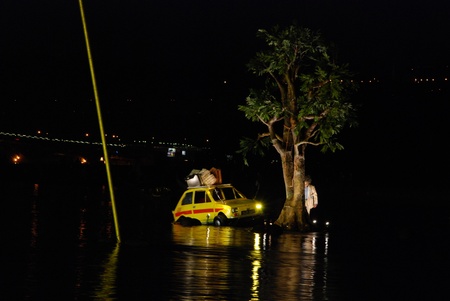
[
  {"xmin": 12, "ymin": 154, "xmax": 21, "ymax": 164},
  {"xmin": 167, "ymin": 147, "xmax": 176, "ymax": 157}
]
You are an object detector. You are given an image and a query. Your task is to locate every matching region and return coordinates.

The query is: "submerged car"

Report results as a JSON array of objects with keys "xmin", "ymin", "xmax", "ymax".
[{"xmin": 172, "ymin": 183, "xmax": 264, "ymax": 226}]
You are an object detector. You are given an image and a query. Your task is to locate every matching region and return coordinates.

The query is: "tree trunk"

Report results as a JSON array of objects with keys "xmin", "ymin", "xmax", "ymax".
[{"xmin": 274, "ymin": 152, "xmax": 307, "ymax": 231}]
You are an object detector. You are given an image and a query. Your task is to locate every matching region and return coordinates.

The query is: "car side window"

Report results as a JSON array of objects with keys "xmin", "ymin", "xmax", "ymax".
[
  {"xmin": 205, "ymin": 194, "xmax": 212, "ymax": 202},
  {"xmin": 194, "ymin": 191, "xmax": 207, "ymax": 204},
  {"xmin": 181, "ymin": 192, "xmax": 193, "ymax": 205}
]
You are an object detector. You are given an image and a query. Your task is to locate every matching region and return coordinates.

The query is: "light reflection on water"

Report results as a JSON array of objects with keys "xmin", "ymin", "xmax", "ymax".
[
  {"xmin": 92, "ymin": 243, "xmax": 119, "ymax": 301},
  {"xmin": 169, "ymin": 225, "xmax": 331, "ymax": 301},
  {"xmin": 4, "ymin": 182, "xmax": 337, "ymax": 301},
  {"xmin": 11, "ymin": 182, "xmax": 450, "ymax": 300}
]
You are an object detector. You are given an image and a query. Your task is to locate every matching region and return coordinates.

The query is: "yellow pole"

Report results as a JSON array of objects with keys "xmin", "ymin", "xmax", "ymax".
[{"xmin": 78, "ymin": 0, "xmax": 121, "ymax": 244}]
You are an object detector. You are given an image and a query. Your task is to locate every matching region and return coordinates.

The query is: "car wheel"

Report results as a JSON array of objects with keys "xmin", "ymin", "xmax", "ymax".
[
  {"xmin": 175, "ymin": 216, "xmax": 185, "ymax": 224},
  {"xmin": 213, "ymin": 216, "xmax": 222, "ymax": 226},
  {"xmin": 190, "ymin": 218, "xmax": 202, "ymax": 226},
  {"xmin": 175, "ymin": 216, "xmax": 188, "ymax": 226},
  {"xmin": 213, "ymin": 214, "xmax": 227, "ymax": 226},
  {"xmin": 175, "ymin": 216, "xmax": 202, "ymax": 226}
]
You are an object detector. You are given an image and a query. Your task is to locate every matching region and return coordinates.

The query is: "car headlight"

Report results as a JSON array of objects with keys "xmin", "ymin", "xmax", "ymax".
[
  {"xmin": 231, "ymin": 207, "xmax": 238, "ymax": 213},
  {"xmin": 255, "ymin": 203, "xmax": 262, "ymax": 210}
]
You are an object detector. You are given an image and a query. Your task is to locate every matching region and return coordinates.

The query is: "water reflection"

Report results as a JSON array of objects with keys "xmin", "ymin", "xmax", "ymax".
[
  {"xmin": 5, "ymin": 182, "xmax": 447, "ymax": 300},
  {"xmin": 170, "ymin": 225, "xmax": 330, "ymax": 301},
  {"xmin": 8, "ymin": 182, "xmax": 335, "ymax": 300},
  {"xmin": 251, "ymin": 233, "xmax": 263, "ymax": 300},
  {"xmin": 170, "ymin": 226, "xmax": 254, "ymax": 300},
  {"xmin": 30, "ymin": 198, "xmax": 39, "ymax": 248},
  {"xmin": 92, "ymin": 244, "xmax": 119, "ymax": 300}
]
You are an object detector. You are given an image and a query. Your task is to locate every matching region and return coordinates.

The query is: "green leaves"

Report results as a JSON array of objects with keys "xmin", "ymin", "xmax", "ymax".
[
  {"xmin": 236, "ymin": 136, "xmax": 271, "ymax": 166},
  {"xmin": 250, "ymin": 25, "xmax": 326, "ymax": 78},
  {"xmin": 238, "ymin": 89, "xmax": 284, "ymax": 123},
  {"xmin": 239, "ymin": 24, "xmax": 357, "ymax": 163}
]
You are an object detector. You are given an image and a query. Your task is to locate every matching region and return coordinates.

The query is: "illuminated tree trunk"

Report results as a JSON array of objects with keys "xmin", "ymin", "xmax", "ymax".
[{"xmin": 274, "ymin": 151, "xmax": 307, "ymax": 231}]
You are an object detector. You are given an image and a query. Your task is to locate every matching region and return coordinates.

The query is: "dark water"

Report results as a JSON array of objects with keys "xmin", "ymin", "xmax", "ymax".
[{"xmin": 2, "ymin": 181, "xmax": 450, "ymax": 301}]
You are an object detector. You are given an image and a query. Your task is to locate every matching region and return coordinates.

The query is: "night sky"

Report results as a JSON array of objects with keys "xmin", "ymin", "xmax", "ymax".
[
  {"xmin": 1, "ymin": 1, "xmax": 450, "ymax": 197},
  {"xmin": 2, "ymin": 1, "xmax": 449, "ymax": 130}
]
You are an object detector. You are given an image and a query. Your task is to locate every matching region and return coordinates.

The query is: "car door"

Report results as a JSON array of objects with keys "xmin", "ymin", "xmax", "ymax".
[
  {"xmin": 174, "ymin": 191, "xmax": 194, "ymax": 220},
  {"xmin": 209, "ymin": 188, "xmax": 227, "ymax": 218},
  {"xmin": 192, "ymin": 190, "xmax": 214, "ymax": 224}
]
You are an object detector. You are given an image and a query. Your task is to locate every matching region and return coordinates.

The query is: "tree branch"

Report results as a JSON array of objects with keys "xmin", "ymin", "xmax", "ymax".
[
  {"xmin": 295, "ymin": 140, "xmax": 322, "ymax": 148},
  {"xmin": 302, "ymin": 108, "xmax": 330, "ymax": 142},
  {"xmin": 269, "ymin": 71, "xmax": 287, "ymax": 104}
]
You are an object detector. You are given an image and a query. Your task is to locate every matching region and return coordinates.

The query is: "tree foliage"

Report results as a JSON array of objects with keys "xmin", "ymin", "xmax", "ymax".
[{"xmin": 238, "ymin": 25, "xmax": 357, "ymax": 230}]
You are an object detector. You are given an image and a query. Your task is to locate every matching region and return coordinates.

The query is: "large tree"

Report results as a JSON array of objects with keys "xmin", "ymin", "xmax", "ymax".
[{"xmin": 238, "ymin": 25, "xmax": 357, "ymax": 231}]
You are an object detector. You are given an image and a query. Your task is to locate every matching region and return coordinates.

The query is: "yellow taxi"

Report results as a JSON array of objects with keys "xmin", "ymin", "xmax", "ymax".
[{"xmin": 172, "ymin": 184, "xmax": 264, "ymax": 226}]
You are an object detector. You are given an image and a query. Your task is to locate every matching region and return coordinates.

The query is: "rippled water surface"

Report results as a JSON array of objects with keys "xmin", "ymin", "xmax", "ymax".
[
  {"xmin": 169, "ymin": 225, "xmax": 333, "ymax": 300},
  {"xmin": 2, "ymin": 182, "xmax": 449, "ymax": 300}
]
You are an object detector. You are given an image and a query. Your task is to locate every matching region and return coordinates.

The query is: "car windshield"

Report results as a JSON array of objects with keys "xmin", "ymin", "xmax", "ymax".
[
  {"xmin": 211, "ymin": 187, "xmax": 245, "ymax": 201},
  {"xmin": 222, "ymin": 187, "xmax": 237, "ymax": 200}
]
